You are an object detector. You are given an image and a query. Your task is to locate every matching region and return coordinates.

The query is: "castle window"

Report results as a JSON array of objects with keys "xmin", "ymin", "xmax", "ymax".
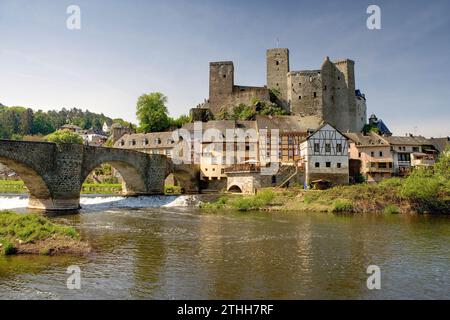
[
  {"xmin": 131, "ymin": 140, "xmax": 136, "ymax": 146},
  {"xmin": 276, "ymin": 61, "xmax": 279, "ymax": 65},
  {"xmin": 331, "ymin": 96, "xmax": 334, "ymax": 102},
  {"xmin": 323, "ymin": 85, "xmax": 327, "ymax": 91},
  {"xmin": 315, "ymin": 162, "xmax": 320, "ymax": 168},
  {"xmin": 223, "ymin": 75, "xmax": 226, "ymax": 78},
  {"xmin": 313, "ymin": 92, "xmax": 317, "ymax": 98},
  {"xmin": 379, "ymin": 151, "xmax": 383, "ymax": 157},
  {"xmin": 358, "ymin": 152, "xmax": 361, "ymax": 158},
  {"xmin": 299, "ymin": 83, "xmax": 301, "ymax": 86},
  {"xmin": 371, "ymin": 151, "xmax": 375, "ymax": 157},
  {"xmin": 144, "ymin": 139, "xmax": 149, "ymax": 145},
  {"xmin": 120, "ymin": 140, "xmax": 124, "ymax": 146},
  {"xmin": 337, "ymin": 163, "xmax": 342, "ymax": 168},
  {"xmin": 298, "ymin": 96, "xmax": 302, "ymax": 100},
  {"xmin": 338, "ymin": 76, "xmax": 341, "ymax": 80},
  {"xmin": 326, "ymin": 162, "xmax": 331, "ymax": 168}
]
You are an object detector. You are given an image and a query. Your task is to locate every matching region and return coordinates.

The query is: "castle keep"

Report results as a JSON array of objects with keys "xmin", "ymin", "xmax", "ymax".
[{"xmin": 207, "ymin": 48, "xmax": 367, "ymax": 132}]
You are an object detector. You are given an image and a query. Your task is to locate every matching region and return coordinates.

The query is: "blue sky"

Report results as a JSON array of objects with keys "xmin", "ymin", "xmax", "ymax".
[{"xmin": 0, "ymin": 0, "xmax": 449, "ymax": 137}]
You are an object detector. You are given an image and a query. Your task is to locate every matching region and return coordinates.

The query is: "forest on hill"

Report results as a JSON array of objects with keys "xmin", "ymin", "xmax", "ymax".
[{"xmin": 0, "ymin": 104, "xmax": 132, "ymax": 140}]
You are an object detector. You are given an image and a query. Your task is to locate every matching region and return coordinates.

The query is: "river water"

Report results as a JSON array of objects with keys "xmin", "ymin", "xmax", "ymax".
[{"xmin": 0, "ymin": 195, "xmax": 449, "ymax": 300}]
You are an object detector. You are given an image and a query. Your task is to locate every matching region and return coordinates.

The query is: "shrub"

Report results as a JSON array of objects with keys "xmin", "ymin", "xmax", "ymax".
[
  {"xmin": 379, "ymin": 177, "xmax": 404, "ymax": 190},
  {"xmin": 384, "ymin": 204, "xmax": 399, "ymax": 214},
  {"xmin": 45, "ymin": 129, "xmax": 83, "ymax": 144},
  {"xmin": 232, "ymin": 198, "xmax": 254, "ymax": 211},
  {"xmin": 1, "ymin": 240, "xmax": 15, "ymax": 255},
  {"xmin": 332, "ymin": 199, "xmax": 354, "ymax": 213}
]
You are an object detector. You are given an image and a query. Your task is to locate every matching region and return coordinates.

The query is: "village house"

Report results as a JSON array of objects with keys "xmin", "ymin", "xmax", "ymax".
[
  {"xmin": 114, "ymin": 131, "xmax": 178, "ymax": 157},
  {"xmin": 384, "ymin": 135, "xmax": 438, "ymax": 176},
  {"xmin": 299, "ymin": 123, "xmax": 349, "ymax": 187},
  {"xmin": 345, "ymin": 132, "xmax": 393, "ymax": 183}
]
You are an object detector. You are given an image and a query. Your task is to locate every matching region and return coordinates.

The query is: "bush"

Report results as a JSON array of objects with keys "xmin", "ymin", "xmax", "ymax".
[
  {"xmin": 45, "ymin": 129, "xmax": 83, "ymax": 144},
  {"xmin": 1, "ymin": 240, "xmax": 15, "ymax": 255},
  {"xmin": 384, "ymin": 204, "xmax": 399, "ymax": 214},
  {"xmin": 379, "ymin": 177, "xmax": 404, "ymax": 189},
  {"xmin": 332, "ymin": 199, "xmax": 354, "ymax": 213}
]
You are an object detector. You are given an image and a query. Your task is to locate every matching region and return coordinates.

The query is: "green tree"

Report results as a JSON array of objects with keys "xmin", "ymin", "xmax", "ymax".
[
  {"xmin": 45, "ymin": 130, "xmax": 83, "ymax": 144},
  {"xmin": 136, "ymin": 92, "xmax": 170, "ymax": 132}
]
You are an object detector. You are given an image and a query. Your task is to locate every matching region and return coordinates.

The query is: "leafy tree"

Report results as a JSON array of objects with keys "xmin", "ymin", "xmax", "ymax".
[
  {"xmin": 434, "ymin": 145, "xmax": 450, "ymax": 179},
  {"xmin": 45, "ymin": 130, "xmax": 83, "ymax": 144},
  {"xmin": 136, "ymin": 92, "xmax": 170, "ymax": 132},
  {"xmin": 170, "ymin": 114, "xmax": 191, "ymax": 128}
]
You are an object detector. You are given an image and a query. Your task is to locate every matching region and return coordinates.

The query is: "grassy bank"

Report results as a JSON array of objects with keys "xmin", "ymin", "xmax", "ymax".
[
  {"xmin": 201, "ymin": 178, "xmax": 449, "ymax": 214},
  {"xmin": 0, "ymin": 211, "xmax": 90, "ymax": 256}
]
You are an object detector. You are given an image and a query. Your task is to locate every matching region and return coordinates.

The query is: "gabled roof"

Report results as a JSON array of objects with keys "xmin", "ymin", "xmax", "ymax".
[{"xmin": 305, "ymin": 122, "xmax": 348, "ymax": 140}]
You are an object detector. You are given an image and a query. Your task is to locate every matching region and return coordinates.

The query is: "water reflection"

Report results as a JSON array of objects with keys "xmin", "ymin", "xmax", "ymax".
[{"xmin": 0, "ymin": 207, "xmax": 449, "ymax": 299}]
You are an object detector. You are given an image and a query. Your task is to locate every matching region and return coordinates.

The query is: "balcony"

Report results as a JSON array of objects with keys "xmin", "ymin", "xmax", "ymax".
[{"xmin": 224, "ymin": 163, "xmax": 260, "ymax": 173}]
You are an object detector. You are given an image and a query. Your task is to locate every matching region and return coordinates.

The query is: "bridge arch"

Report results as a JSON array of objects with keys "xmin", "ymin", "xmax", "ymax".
[
  {"xmin": 0, "ymin": 157, "xmax": 52, "ymax": 206},
  {"xmin": 80, "ymin": 160, "xmax": 148, "ymax": 196},
  {"xmin": 227, "ymin": 185, "xmax": 243, "ymax": 193}
]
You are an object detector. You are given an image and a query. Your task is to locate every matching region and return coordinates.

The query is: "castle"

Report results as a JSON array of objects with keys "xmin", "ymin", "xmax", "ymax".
[{"xmin": 205, "ymin": 48, "xmax": 367, "ymax": 132}]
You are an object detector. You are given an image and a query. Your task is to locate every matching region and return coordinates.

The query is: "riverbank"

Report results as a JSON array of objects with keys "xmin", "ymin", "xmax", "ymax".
[
  {"xmin": 0, "ymin": 210, "xmax": 90, "ymax": 256},
  {"xmin": 200, "ymin": 179, "xmax": 450, "ymax": 214}
]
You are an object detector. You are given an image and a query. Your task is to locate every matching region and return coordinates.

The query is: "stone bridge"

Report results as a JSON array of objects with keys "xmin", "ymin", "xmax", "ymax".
[{"xmin": 0, "ymin": 140, "xmax": 199, "ymax": 211}]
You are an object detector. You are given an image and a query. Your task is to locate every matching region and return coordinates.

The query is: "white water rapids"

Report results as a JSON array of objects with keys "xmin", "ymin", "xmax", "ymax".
[{"xmin": 0, "ymin": 194, "xmax": 200, "ymax": 211}]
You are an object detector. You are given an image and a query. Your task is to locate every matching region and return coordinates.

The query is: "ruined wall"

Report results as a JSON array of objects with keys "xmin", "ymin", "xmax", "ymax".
[{"xmin": 209, "ymin": 60, "xmax": 270, "ymax": 115}]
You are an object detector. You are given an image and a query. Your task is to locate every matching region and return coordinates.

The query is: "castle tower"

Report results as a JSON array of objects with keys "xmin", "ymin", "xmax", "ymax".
[
  {"xmin": 267, "ymin": 48, "xmax": 290, "ymax": 102},
  {"xmin": 333, "ymin": 59, "xmax": 356, "ymax": 131},
  {"xmin": 209, "ymin": 61, "xmax": 234, "ymax": 114}
]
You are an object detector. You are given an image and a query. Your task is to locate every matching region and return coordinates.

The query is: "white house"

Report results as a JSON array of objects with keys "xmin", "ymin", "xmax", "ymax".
[{"xmin": 300, "ymin": 122, "xmax": 349, "ymax": 186}]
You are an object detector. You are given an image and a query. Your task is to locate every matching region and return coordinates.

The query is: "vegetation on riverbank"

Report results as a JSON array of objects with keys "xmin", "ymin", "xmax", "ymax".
[
  {"xmin": 0, "ymin": 211, "xmax": 89, "ymax": 256},
  {"xmin": 201, "ymin": 150, "xmax": 450, "ymax": 214}
]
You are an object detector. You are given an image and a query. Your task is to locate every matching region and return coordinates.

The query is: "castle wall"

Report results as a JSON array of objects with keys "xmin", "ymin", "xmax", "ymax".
[
  {"xmin": 287, "ymin": 71, "xmax": 323, "ymax": 120},
  {"xmin": 209, "ymin": 61, "xmax": 270, "ymax": 114}
]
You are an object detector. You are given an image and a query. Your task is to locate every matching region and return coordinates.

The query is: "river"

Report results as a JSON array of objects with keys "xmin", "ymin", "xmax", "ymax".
[{"xmin": 0, "ymin": 195, "xmax": 449, "ymax": 300}]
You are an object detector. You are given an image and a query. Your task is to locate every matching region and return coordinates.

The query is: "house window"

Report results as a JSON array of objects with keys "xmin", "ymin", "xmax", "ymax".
[
  {"xmin": 336, "ymin": 143, "xmax": 342, "ymax": 153},
  {"xmin": 120, "ymin": 140, "xmax": 124, "ymax": 146},
  {"xmin": 144, "ymin": 139, "xmax": 149, "ymax": 145},
  {"xmin": 272, "ymin": 175, "xmax": 277, "ymax": 184},
  {"xmin": 337, "ymin": 163, "xmax": 342, "ymax": 168},
  {"xmin": 389, "ymin": 163, "xmax": 393, "ymax": 168},
  {"xmin": 325, "ymin": 143, "xmax": 331, "ymax": 153},
  {"xmin": 379, "ymin": 163, "xmax": 387, "ymax": 168},
  {"xmin": 221, "ymin": 169, "xmax": 225, "ymax": 174},
  {"xmin": 315, "ymin": 162, "xmax": 320, "ymax": 168},
  {"xmin": 314, "ymin": 143, "xmax": 320, "ymax": 153},
  {"xmin": 131, "ymin": 140, "xmax": 136, "ymax": 146},
  {"xmin": 371, "ymin": 151, "xmax": 375, "ymax": 157},
  {"xmin": 413, "ymin": 147, "xmax": 419, "ymax": 152},
  {"xmin": 379, "ymin": 151, "xmax": 383, "ymax": 157},
  {"xmin": 326, "ymin": 162, "xmax": 331, "ymax": 168}
]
